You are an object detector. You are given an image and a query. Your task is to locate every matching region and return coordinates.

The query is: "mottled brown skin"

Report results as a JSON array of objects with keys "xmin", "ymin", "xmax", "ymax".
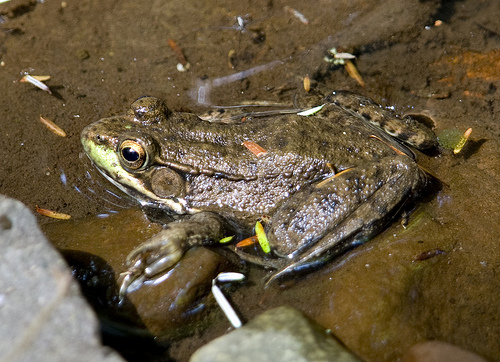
[{"xmin": 81, "ymin": 92, "xmax": 437, "ymax": 293}]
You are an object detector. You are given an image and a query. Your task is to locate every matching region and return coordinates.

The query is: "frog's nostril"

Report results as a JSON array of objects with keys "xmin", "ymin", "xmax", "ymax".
[{"xmin": 92, "ymin": 134, "xmax": 104, "ymax": 144}]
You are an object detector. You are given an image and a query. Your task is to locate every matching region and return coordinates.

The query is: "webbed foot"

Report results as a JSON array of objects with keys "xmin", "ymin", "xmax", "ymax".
[
  {"xmin": 119, "ymin": 228, "xmax": 188, "ymax": 299},
  {"xmin": 118, "ymin": 212, "xmax": 226, "ymax": 299}
]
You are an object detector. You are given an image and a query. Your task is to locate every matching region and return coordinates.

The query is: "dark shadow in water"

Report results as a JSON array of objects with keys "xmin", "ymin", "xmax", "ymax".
[
  {"xmin": 47, "ymin": 86, "xmax": 66, "ymax": 101},
  {"xmin": 460, "ymin": 138, "xmax": 488, "ymax": 160},
  {"xmin": 432, "ymin": 0, "xmax": 465, "ymax": 23},
  {"xmin": 60, "ymin": 249, "xmax": 171, "ymax": 361}
]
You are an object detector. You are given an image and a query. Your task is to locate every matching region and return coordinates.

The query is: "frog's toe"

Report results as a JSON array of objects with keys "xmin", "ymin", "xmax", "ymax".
[
  {"xmin": 263, "ymin": 248, "xmax": 347, "ymax": 286},
  {"xmin": 118, "ymin": 268, "xmax": 146, "ymax": 300},
  {"xmin": 263, "ymin": 263, "xmax": 301, "ymax": 287},
  {"xmin": 125, "ymin": 230, "xmax": 180, "ymax": 264},
  {"xmin": 119, "ymin": 251, "xmax": 184, "ymax": 299},
  {"xmin": 125, "ymin": 235, "xmax": 185, "ymax": 270},
  {"xmin": 119, "ymin": 229, "xmax": 188, "ymax": 297}
]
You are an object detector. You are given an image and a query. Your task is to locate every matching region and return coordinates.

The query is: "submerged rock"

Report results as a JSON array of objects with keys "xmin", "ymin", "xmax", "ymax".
[
  {"xmin": 0, "ymin": 195, "xmax": 123, "ymax": 362},
  {"xmin": 402, "ymin": 341, "xmax": 488, "ymax": 362},
  {"xmin": 190, "ymin": 305, "xmax": 361, "ymax": 362},
  {"xmin": 43, "ymin": 208, "xmax": 239, "ymax": 339}
]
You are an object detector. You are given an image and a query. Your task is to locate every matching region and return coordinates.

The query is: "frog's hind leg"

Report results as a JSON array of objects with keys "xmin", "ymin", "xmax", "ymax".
[
  {"xmin": 263, "ymin": 239, "xmax": 364, "ymax": 287},
  {"xmin": 266, "ymin": 155, "xmax": 427, "ymax": 285},
  {"xmin": 326, "ymin": 91, "xmax": 438, "ymax": 150},
  {"xmin": 232, "ymin": 246, "xmax": 286, "ymax": 270}
]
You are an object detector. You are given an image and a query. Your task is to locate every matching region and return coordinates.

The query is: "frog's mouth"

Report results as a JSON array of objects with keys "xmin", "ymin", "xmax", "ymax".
[{"xmin": 82, "ymin": 138, "xmax": 194, "ymax": 215}]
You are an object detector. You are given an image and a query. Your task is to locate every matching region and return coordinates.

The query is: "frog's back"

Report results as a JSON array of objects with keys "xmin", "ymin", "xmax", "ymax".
[
  {"xmin": 176, "ymin": 106, "xmax": 404, "ymax": 219},
  {"xmin": 159, "ymin": 103, "xmax": 405, "ymax": 181},
  {"xmin": 234, "ymin": 104, "xmax": 401, "ymax": 171}
]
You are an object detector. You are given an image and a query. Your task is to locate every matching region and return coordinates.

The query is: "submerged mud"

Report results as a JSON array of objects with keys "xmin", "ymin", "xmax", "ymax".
[{"xmin": 1, "ymin": 0, "xmax": 499, "ymax": 360}]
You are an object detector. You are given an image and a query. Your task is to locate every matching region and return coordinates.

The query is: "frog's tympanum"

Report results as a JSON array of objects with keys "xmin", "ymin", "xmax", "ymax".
[{"xmin": 81, "ymin": 91, "xmax": 437, "ymax": 296}]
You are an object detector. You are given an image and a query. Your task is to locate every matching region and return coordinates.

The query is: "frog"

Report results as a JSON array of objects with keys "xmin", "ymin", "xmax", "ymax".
[{"xmin": 81, "ymin": 91, "xmax": 437, "ymax": 296}]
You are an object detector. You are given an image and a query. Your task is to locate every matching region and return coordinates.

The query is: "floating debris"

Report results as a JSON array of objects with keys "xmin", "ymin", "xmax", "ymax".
[
  {"xmin": 60, "ymin": 168, "xmax": 67, "ymax": 186},
  {"xmin": 334, "ymin": 52, "xmax": 356, "ymax": 60},
  {"xmin": 20, "ymin": 75, "xmax": 52, "ymax": 94},
  {"xmin": 236, "ymin": 235, "xmax": 258, "ymax": 248},
  {"xmin": 242, "ymin": 141, "xmax": 268, "ymax": 158},
  {"xmin": 344, "ymin": 60, "xmax": 366, "ymax": 87},
  {"xmin": 315, "ymin": 168, "xmax": 352, "ymax": 188},
  {"xmin": 212, "ymin": 272, "xmax": 246, "ymax": 328},
  {"xmin": 38, "ymin": 116, "xmax": 67, "ymax": 137},
  {"xmin": 212, "ymin": 60, "xmax": 283, "ymax": 88},
  {"xmin": 227, "ymin": 49, "xmax": 236, "ymax": 68},
  {"xmin": 195, "ymin": 60, "xmax": 283, "ymax": 104},
  {"xmin": 453, "ymin": 128, "xmax": 472, "ymax": 154},
  {"xmin": 297, "ymin": 104, "xmax": 325, "ymax": 116},
  {"xmin": 176, "ymin": 63, "xmax": 189, "ymax": 72},
  {"xmin": 216, "ymin": 272, "xmax": 246, "ymax": 283},
  {"xmin": 20, "ymin": 75, "xmax": 51, "ymax": 82},
  {"xmin": 75, "ymin": 49, "xmax": 90, "ymax": 60},
  {"xmin": 303, "ymin": 75, "xmax": 311, "ymax": 92},
  {"xmin": 369, "ymin": 135, "xmax": 407, "ymax": 156},
  {"xmin": 168, "ymin": 38, "xmax": 190, "ymax": 72},
  {"xmin": 324, "ymin": 48, "xmax": 356, "ymax": 65},
  {"xmin": 218, "ymin": 15, "xmax": 265, "ymax": 43},
  {"xmin": 437, "ymin": 128, "xmax": 472, "ymax": 154},
  {"xmin": 414, "ymin": 248, "xmax": 446, "ymax": 261},
  {"xmin": 324, "ymin": 49, "xmax": 364, "ymax": 87},
  {"xmin": 411, "ymin": 89, "xmax": 451, "ymax": 99},
  {"xmin": 285, "ymin": 6, "xmax": 309, "ymax": 25},
  {"xmin": 35, "ymin": 206, "xmax": 71, "ymax": 220},
  {"xmin": 219, "ymin": 235, "xmax": 235, "ymax": 244},
  {"xmin": 255, "ymin": 220, "xmax": 270, "ymax": 254}
]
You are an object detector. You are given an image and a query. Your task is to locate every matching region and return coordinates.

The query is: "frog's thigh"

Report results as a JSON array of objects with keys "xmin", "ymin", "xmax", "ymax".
[
  {"xmin": 269, "ymin": 155, "xmax": 425, "ymax": 280},
  {"xmin": 327, "ymin": 91, "xmax": 438, "ymax": 149}
]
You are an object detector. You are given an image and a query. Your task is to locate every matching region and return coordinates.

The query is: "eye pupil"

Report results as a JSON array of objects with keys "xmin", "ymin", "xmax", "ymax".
[
  {"xmin": 118, "ymin": 140, "xmax": 147, "ymax": 170},
  {"xmin": 122, "ymin": 147, "xmax": 140, "ymax": 162}
]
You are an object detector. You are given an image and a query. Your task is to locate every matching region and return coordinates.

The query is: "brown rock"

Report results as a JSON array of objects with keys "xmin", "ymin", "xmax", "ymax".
[
  {"xmin": 43, "ymin": 208, "xmax": 237, "ymax": 339},
  {"xmin": 403, "ymin": 341, "xmax": 488, "ymax": 362}
]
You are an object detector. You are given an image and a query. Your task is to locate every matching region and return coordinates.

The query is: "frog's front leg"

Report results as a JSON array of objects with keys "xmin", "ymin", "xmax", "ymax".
[
  {"xmin": 119, "ymin": 212, "xmax": 225, "ymax": 297},
  {"xmin": 265, "ymin": 155, "xmax": 427, "ymax": 284}
]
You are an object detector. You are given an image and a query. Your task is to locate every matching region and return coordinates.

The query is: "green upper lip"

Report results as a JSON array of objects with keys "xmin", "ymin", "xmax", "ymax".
[{"xmin": 81, "ymin": 125, "xmax": 193, "ymax": 214}]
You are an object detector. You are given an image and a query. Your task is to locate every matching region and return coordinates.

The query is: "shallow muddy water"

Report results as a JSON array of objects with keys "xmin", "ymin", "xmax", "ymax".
[{"xmin": 1, "ymin": 0, "xmax": 499, "ymax": 361}]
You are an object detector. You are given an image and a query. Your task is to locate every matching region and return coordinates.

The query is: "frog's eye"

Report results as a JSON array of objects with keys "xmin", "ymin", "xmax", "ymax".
[{"xmin": 119, "ymin": 140, "xmax": 147, "ymax": 170}]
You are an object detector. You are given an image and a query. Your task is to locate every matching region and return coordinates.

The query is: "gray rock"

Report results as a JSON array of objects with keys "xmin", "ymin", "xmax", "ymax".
[
  {"xmin": 0, "ymin": 195, "xmax": 124, "ymax": 362},
  {"xmin": 190, "ymin": 305, "xmax": 361, "ymax": 362}
]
